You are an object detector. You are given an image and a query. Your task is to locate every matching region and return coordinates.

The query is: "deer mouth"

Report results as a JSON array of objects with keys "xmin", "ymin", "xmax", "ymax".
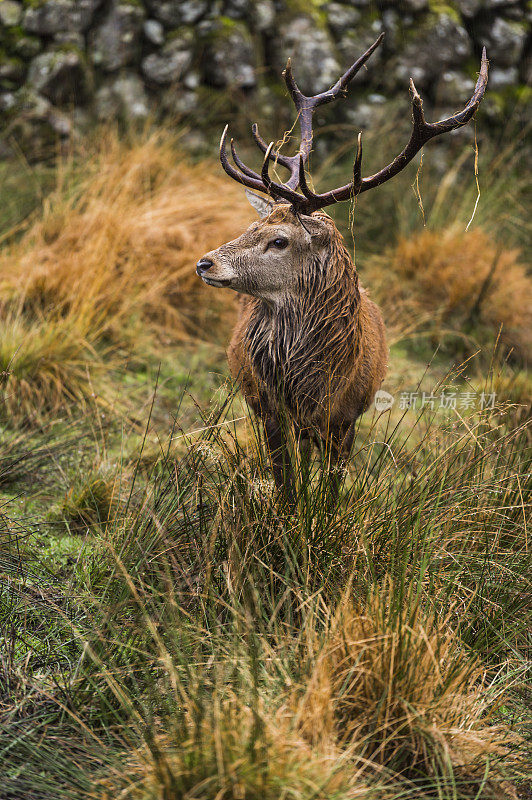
[{"xmin": 200, "ymin": 275, "xmax": 232, "ymax": 288}]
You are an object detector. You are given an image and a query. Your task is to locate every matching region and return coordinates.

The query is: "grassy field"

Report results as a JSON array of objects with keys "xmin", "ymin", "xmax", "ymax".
[{"xmin": 0, "ymin": 125, "xmax": 530, "ymax": 799}]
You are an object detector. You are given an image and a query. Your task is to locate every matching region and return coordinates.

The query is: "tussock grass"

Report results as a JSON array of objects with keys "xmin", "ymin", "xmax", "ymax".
[
  {"xmin": 0, "ymin": 311, "xmax": 103, "ymax": 425},
  {"xmin": 53, "ymin": 462, "xmax": 122, "ymax": 532},
  {"xmin": 294, "ymin": 586, "xmax": 516, "ymax": 778},
  {"xmin": 0, "ymin": 129, "xmax": 253, "ymax": 347},
  {"xmin": 367, "ymin": 228, "xmax": 532, "ymax": 360},
  {"xmin": 0, "ymin": 129, "xmax": 253, "ymax": 423}
]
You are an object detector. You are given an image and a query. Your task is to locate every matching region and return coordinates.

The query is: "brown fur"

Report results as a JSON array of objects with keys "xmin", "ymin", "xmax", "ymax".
[{"xmin": 198, "ymin": 201, "xmax": 387, "ymax": 497}]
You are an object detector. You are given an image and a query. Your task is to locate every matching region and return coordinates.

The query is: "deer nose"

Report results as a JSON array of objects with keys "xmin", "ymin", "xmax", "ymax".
[{"xmin": 196, "ymin": 257, "xmax": 213, "ymax": 276}]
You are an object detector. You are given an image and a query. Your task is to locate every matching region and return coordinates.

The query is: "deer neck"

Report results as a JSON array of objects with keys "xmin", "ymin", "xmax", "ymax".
[{"xmin": 246, "ymin": 241, "xmax": 362, "ymax": 422}]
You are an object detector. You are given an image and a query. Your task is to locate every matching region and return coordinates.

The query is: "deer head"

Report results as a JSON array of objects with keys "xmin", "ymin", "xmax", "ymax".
[
  {"xmin": 196, "ymin": 35, "xmax": 489, "ymax": 300},
  {"xmin": 197, "ymin": 201, "xmax": 338, "ymax": 303}
]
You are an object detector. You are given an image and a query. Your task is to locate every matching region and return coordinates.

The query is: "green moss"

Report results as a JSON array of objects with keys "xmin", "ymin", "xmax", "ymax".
[
  {"xmin": 4, "ymin": 24, "xmax": 25, "ymax": 42},
  {"xmin": 428, "ymin": 0, "xmax": 461, "ymax": 22},
  {"xmin": 200, "ymin": 17, "xmax": 253, "ymax": 46},
  {"xmin": 488, "ymin": 83, "xmax": 531, "ymax": 115},
  {"xmin": 167, "ymin": 26, "xmax": 194, "ymax": 43},
  {"xmin": 1, "ymin": 24, "xmax": 40, "ymax": 59},
  {"xmin": 277, "ymin": 0, "xmax": 328, "ymax": 27}
]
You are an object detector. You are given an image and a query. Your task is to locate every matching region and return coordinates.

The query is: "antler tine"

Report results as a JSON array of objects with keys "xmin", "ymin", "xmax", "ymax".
[
  {"xmin": 322, "ymin": 33, "xmax": 385, "ymax": 103},
  {"xmin": 358, "ymin": 47, "xmax": 489, "ymax": 192},
  {"xmin": 298, "ymin": 154, "xmax": 319, "ymax": 202},
  {"xmin": 219, "ymin": 125, "xmax": 266, "ymax": 192},
  {"xmin": 251, "ymin": 123, "xmax": 295, "ymax": 173},
  {"xmin": 261, "ymin": 142, "xmax": 275, "ymax": 189},
  {"xmin": 230, "ymin": 137, "xmax": 262, "ymax": 181},
  {"xmin": 353, "ymin": 132, "xmax": 363, "ymax": 195},
  {"xmin": 219, "ymin": 42, "xmax": 487, "ymax": 215},
  {"xmin": 282, "ymin": 57, "xmax": 304, "ymax": 105}
]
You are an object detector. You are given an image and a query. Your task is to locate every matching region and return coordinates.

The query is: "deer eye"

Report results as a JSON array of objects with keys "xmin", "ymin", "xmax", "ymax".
[{"xmin": 269, "ymin": 236, "xmax": 288, "ymax": 250}]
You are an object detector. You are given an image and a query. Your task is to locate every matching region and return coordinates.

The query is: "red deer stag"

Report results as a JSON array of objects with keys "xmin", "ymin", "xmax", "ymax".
[{"xmin": 197, "ymin": 36, "xmax": 489, "ymax": 503}]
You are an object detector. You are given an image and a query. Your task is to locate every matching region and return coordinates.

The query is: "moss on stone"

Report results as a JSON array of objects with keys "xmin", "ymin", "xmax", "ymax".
[
  {"xmin": 428, "ymin": 0, "xmax": 460, "ymax": 23},
  {"xmin": 201, "ymin": 17, "xmax": 253, "ymax": 46},
  {"xmin": 278, "ymin": 0, "xmax": 329, "ymax": 27}
]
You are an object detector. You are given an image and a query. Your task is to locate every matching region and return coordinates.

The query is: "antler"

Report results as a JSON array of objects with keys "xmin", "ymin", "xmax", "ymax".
[
  {"xmin": 220, "ymin": 43, "xmax": 489, "ymax": 215},
  {"xmin": 219, "ymin": 33, "xmax": 385, "ymax": 211}
]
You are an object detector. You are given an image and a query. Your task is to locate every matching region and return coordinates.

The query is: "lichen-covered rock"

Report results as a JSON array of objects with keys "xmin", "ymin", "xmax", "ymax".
[
  {"xmin": 146, "ymin": 0, "xmax": 209, "ymax": 27},
  {"xmin": 0, "ymin": 1, "xmax": 22, "ymax": 27},
  {"xmin": 0, "ymin": 92, "xmax": 16, "ymax": 112},
  {"xmin": 183, "ymin": 70, "xmax": 200, "ymax": 90},
  {"xmin": 143, "ymin": 18, "xmax": 165, "ymax": 46},
  {"xmin": 222, "ymin": 0, "xmax": 251, "ymax": 20},
  {"xmin": 23, "ymin": 0, "xmax": 102, "ymax": 36},
  {"xmin": 253, "ymin": 0, "xmax": 275, "ymax": 32},
  {"xmin": 141, "ymin": 31, "xmax": 193, "ymax": 84},
  {"xmin": 276, "ymin": 16, "xmax": 340, "ymax": 94},
  {"xmin": 54, "ymin": 31, "xmax": 85, "ymax": 49},
  {"xmin": 95, "ymin": 73, "xmax": 150, "ymax": 121},
  {"xmin": 484, "ymin": 0, "xmax": 522, "ymax": 8},
  {"xmin": 488, "ymin": 66, "xmax": 519, "ymax": 90},
  {"xmin": 0, "ymin": 0, "xmax": 526, "ymax": 158},
  {"xmin": 326, "ymin": 3, "xmax": 361, "ymax": 38},
  {"xmin": 344, "ymin": 98, "xmax": 386, "ymax": 131},
  {"xmin": 381, "ymin": 10, "xmax": 402, "ymax": 52},
  {"xmin": 475, "ymin": 18, "xmax": 526, "ymax": 68},
  {"xmin": 434, "ymin": 70, "xmax": 475, "ymax": 105},
  {"xmin": 161, "ymin": 85, "xmax": 199, "ymax": 115},
  {"xmin": 392, "ymin": 14, "xmax": 471, "ymax": 91},
  {"xmin": 454, "ymin": 0, "xmax": 482, "ymax": 16},
  {"xmin": 47, "ymin": 105, "xmax": 72, "ymax": 136},
  {"xmin": 27, "ymin": 48, "xmax": 91, "ymax": 106},
  {"xmin": 3, "ymin": 87, "xmax": 74, "ymax": 159},
  {"xmin": 89, "ymin": 1, "xmax": 145, "ymax": 72},
  {"xmin": 202, "ymin": 23, "xmax": 256, "ymax": 90},
  {"xmin": 0, "ymin": 57, "xmax": 26, "ymax": 90},
  {"xmin": 401, "ymin": 0, "xmax": 428, "ymax": 10},
  {"xmin": 13, "ymin": 35, "xmax": 42, "ymax": 60}
]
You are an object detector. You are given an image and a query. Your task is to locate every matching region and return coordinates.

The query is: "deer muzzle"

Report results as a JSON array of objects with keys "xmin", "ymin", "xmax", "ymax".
[{"xmin": 196, "ymin": 256, "xmax": 232, "ymax": 288}]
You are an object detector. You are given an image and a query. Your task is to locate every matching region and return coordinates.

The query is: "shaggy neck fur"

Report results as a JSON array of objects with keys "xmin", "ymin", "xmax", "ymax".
[{"xmin": 245, "ymin": 219, "xmax": 362, "ymax": 425}]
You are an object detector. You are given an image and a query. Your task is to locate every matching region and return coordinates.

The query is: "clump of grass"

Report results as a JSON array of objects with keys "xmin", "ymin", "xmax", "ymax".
[
  {"xmin": 0, "ymin": 128, "xmax": 254, "ymax": 348},
  {"xmin": 0, "ymin": 312, "xmax": 103, "ymax": 425},
  {"xmin": 53, "ymin": 461, "xmax": 122, "ymax": 532},
  {"xmin": 366, "ymin": 227, "xmax": 532, "ymax": 359},
  {"xmin": 99, "ymin": 694, "xmax": 383, "ymax": 800},
  {"xmin": 293, "ymin": 585, "xmax": 518, "ymax": 790}
]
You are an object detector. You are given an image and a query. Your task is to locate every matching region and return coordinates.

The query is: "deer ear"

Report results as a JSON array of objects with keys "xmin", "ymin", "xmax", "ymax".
[{"xmin": 245, "ymin": 189, "xmax": 274, "ymax": 218}]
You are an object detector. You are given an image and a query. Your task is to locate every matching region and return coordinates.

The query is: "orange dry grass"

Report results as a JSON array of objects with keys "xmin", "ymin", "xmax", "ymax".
[
  {"xmin": 290, "ymin": 586, "xmax": 518, "ymax": 791},
  {"xmin": 97, "ymin": 694, "xmax": 384, "ymax": 800},
  {"xmin": 0, "ymin": 129, "xmax": 254, "ymax": 347},
  {"xmin": 367, "ymin": 228, "xmax": 532, "ymax": 359}
]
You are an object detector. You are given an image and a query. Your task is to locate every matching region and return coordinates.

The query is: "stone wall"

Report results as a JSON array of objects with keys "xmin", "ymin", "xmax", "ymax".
[{"xmin": 0, "ymin": 0, "xmax": 529, "ymax": 158}]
